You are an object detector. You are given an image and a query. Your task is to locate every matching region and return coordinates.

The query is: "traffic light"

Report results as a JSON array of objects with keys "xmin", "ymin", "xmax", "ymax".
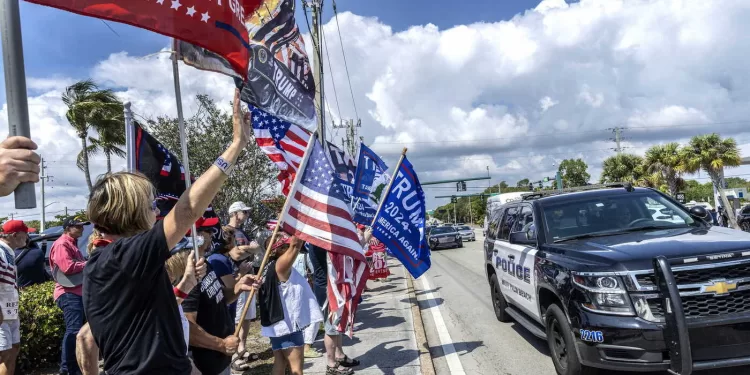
[
  {"xmin": 528, "ymin": 183, "xmax": 534, "ymax": 191},
  {"xmin": 451, "ymin": 196, "xmax": 458, "ymax": 204},
  {"xmin": 456, "ymin": 181, "xmax": 467, "ymax": 192}
]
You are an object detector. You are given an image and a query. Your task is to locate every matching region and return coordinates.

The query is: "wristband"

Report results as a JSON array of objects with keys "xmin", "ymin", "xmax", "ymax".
[
  {"xmin": 214, "ymin": 156, "xmax": 235, "ymax": 175},
  {"xmin": 173, "ymin": 286, "xmax": 189, "ymax": 299}
]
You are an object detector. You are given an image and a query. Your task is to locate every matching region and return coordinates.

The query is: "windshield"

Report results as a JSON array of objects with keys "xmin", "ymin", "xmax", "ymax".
[
  {"xmin": 430, "ymin": 227, "xmax": 456, "ymax": 235},
  {"xmin": 542, "ymin": 191, "xmax": 697, "ymax": 242},
  {"xmin": 457, "ymin": 226, "xmax": 471, "ymax": 231}
]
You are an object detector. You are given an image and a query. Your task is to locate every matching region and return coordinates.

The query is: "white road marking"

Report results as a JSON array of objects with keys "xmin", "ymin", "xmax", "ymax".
[{"xmin": 421, "ymin": 275, "xmax": 466, "ymax": 375}]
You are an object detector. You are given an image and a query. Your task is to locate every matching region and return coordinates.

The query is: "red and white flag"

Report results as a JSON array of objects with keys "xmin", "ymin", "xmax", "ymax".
[
  {"xmin": 25, "ymin": 0, "xmax": 262, "ymax": 78},
  {"xmin": 280, "ymin": 136, "xmax": 368, "ymax": 336},
  {"xmin": 250, "ymin": 105, "xmax": 311, "ymax": 195}
]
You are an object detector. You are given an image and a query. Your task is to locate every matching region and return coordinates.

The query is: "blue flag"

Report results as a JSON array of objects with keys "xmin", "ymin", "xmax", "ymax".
[
  {"xmin": 336, "ymin": 177, "xmax": 377, "ymax": 225},
  {"xmin": 350, "ymin": 144, "xmax": 389, "ymax": 225},
  {"xmin": 371, "ymin": 156, "xmax": 430, "ymax": 278}
]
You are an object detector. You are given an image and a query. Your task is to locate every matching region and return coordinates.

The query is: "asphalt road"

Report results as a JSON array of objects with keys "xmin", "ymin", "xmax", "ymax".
[{"xmin": 414, "ymin": 230, "xmax": 750, "ymax": 375}]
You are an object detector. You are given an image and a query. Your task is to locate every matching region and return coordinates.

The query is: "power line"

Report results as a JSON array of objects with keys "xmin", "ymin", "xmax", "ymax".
[
  {"xmin": 331, "ymin": 0, "xmax": 359, "ymax": 120},
  {"xmin": 321, "ymin": 24, "xmax": 343, "ymax": 121}
]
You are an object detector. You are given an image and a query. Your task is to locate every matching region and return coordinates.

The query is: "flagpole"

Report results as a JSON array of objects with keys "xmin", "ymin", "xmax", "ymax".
[
  {"xmin": 1, "ymin": 0, "xmax": 36, "ymax": 209},
  {"xmin": 171, "ymin": 41, "xmax": 199, "ymax": 262},
  {"xmin": 124, "ymin": 102, "xmax": 135, "ymax": 173},
  {"xmin": 370, "ymin": 148, "xmax": 408, "ymax": 227},
  {"xmin": 234, "ymin": 131, "xmax": 319, "ymax": 336}
]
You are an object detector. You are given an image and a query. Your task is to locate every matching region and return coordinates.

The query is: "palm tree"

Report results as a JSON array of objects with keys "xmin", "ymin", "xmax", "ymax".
[
  {"xmin": 643, "ymin": 143, "xmax": 684, "ymax": 197},
  {"xmin": 600, "ymin": 154, "xmax": 645, "ymax": 184},
  {"xmin": 62, "ymin": 80, "xmax": 122, "ymax": 191},
  {"xmin": 681, "ymin": 133, "xmax": 742, "ymax": 228},
  {"xmin": 82, "ymin": 106, "xmax": 126, "ymax": 173}
]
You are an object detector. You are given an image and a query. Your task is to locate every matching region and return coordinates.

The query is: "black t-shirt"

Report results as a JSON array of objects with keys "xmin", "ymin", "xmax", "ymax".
[
  {"xmin": 182, "ymin": 263, "xmax": 233, "ymax": 375},
  {"xmin": 83, "ymin": 221, "xmax": 191, "ymax": 375},
  {"xmin": 15, "ymin": 246, "xmax": 48, "ymax": 288}
]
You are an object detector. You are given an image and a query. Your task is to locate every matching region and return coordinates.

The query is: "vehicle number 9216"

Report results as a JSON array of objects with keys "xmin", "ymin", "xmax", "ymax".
[{"xmin": 579, "ymin": 329, "xmax": 604, "ymax": 343}]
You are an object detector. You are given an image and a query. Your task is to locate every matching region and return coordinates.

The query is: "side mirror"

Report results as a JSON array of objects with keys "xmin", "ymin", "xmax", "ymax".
[
  {"xmin": 510, "ymin": 231, "xmax": 536, "ymax": 246},
  {"xmin": 689, "ymin": 205, "xmax": 710, "ymax": 222}
]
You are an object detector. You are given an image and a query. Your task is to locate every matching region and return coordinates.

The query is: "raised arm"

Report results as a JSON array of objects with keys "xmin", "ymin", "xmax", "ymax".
[
  {"xmin": 275, "ymin": 236, "xmax": 304, "ymax": 282},
  {"xmin": 163, "ymin": 89, "xmax": 250, "ymax": 249}
]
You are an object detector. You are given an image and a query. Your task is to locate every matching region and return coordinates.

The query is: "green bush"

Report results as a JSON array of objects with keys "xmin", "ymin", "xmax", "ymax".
[{"xmin": 18, "ymin": 281, "xmax": 64, "ymax": 372}]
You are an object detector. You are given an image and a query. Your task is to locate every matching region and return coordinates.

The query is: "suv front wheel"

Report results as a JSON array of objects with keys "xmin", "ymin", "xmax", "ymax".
[
  {"xmin": 490, "ymin": 274, "xmax": 511, "ymax": 322},
  {"xmin": 545, "ymin": 304, "xmax": 598, "ymax": 375}
]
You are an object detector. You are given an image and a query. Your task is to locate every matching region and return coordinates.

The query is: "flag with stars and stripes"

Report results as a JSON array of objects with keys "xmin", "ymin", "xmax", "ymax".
[
  {"xmin": 250, "ymin": 105, "xmax": 312, "ymax": 195},
  {"xmin": 280, "ymin": 136, "xmax": 368, "ymax": 336},
  {"xmin": 26, "ymin": 0, "xmax": 262, "ymax": 78}
]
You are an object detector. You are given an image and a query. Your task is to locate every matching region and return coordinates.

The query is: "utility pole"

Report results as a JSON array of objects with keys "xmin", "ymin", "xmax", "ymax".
[
  {"xmin": 610, "ymin": 127, "xmax": 624, "ymax": 155},
  {"xmin": 468, "ymin": 196, "xmax": 473, "ymax": 225},
  {"xmin": 40, "ymin": 157, "xmax": 53, "ymax": 232},
  {"xmin": 453, "ymin": 201, "xmax": 457, "ymax": 224},
  {"xmin": 333, "ymin": 118, "xmax": 362, "ymax": 157},
  {"xmin": 65, "ymin": 207, "xmax": 68, "ymax": 217},
  {"xmin": 309, "ymin": 0, "xmax": 325, "ymax": 142},
  {"xmin": 8, "ymin": 213, "xmax": 15, "ymax": 220}
]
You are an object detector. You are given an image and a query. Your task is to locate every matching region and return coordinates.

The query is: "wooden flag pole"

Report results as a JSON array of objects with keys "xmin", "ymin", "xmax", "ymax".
[
  {"xmin": 370, "ymin": 148, "xmax": 408, "ymax": 227},
  {"xmin": 234, "ymin": 131, "xmax": 319, "ymax": 336}
]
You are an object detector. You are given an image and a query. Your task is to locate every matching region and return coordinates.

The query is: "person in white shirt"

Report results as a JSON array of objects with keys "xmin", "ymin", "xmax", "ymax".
[{"xmin": 0, "ymin": 220, "xmax": 33, "ymax": 375}]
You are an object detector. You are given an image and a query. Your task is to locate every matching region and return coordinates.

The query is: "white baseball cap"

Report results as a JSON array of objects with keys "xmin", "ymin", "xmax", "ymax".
[{"xmin": 228, "ymin": 201, "xmax": 251, "ymax": 214}]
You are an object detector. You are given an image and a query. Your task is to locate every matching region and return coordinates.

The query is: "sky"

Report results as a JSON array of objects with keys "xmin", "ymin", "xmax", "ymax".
[{"xmin": 4, "ymin": 0, "xmax": 750, "ymax": 221}]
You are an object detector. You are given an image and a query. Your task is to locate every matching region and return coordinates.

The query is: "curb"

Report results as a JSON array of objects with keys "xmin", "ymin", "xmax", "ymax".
[{"xmin": 406, "ymin": 274, "xmax": 436, "ymax": 375}]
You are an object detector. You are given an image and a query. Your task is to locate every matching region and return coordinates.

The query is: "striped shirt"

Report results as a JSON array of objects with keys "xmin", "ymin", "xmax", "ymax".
[{"xmin": 0, "ymin": 241, "xmax": 18, "ymax": 289}]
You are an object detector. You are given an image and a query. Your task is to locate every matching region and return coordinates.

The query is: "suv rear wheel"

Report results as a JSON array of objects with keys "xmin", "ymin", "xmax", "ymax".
[
  {"xmin": 545, "ymin": 304, "xmax": 598, "ymax": 375},
  {"xmin": 490, "ymin": 274, "xmax": 511, "ymax": 322}
]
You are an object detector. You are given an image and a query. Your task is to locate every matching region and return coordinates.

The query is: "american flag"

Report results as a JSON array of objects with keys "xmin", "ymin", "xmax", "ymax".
[
  {"xmin": 250, "ymin": 105, "xmax": 311, "ymax": 195},
  {"xmin": 280, "ymin": 137, "xmax": 368, "ymax": 336}
]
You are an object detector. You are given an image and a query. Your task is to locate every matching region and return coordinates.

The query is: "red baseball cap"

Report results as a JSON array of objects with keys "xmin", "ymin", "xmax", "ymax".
[
  {"xmin": 195, "ymin": 217, "xmax": 220, "ymax": 230},
  {"xmin": 2, "ymin": 220, "xmax": 35, "ymax": 234}
]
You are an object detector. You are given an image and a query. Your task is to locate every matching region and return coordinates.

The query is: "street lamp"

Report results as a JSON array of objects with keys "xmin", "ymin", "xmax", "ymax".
[{"xmin": 41, "ymin": 201, "xmax": 59, "ymax": 233}]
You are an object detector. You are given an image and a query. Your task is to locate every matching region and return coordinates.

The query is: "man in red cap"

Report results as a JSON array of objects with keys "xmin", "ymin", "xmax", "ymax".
[
  {"xmin": 0, "ymin": 220, "xmax": 34, "ymax": 375},
  {"xmin": 49, "ymin": 216, "xmax": 89, "ymax": 375}
]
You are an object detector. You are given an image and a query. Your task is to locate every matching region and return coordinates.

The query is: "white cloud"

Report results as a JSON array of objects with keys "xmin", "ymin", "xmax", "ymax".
[{"xmin": 6, "ymin": 0, "xmax": 750, "ymax": 214}]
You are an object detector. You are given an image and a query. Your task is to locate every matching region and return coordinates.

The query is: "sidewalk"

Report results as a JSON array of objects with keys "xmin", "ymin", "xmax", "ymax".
[{"xmin": 305, "ymin": 261, "xmax": 425, "ymax": 374}]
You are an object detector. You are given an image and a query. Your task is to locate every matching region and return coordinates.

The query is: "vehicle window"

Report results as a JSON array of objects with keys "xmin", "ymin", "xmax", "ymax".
[
  {"xmin": 513, "ymin": 205, "xmax": 533, "ymax": 233},
  {"xmin": 499, "ymin": 206, "xmax": 519, "ymax": 241},
  {"xmin": 430, "ymin": 227, "xmax": 455, "ymax": 235},
  {"xmin": 742, "ymin": 206, "xmax": 750, "ymax": 215},
  {"xmin": 541, "ymin": 191, "xmax": 696, "ymax": 242},
  {"xmin": 488, "ymin": 208, "xmax": 506, "ymax": 240},
  {"xmin": 457, "ymin": 226, "xmax": 471, "ymax": 231}
]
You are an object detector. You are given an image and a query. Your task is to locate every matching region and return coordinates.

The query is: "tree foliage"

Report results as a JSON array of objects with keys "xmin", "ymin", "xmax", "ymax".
[
  {"xmin": 147, "ymin": 95, "xmax": 278, "ymax": 233},
  {"xmin": 558, "ymin": 158, "xmax": 590, "ymax": 188},
  {"xmin": 600, "ymin": 154, "xmax": 644, "ymax": 184},
  {"xmin": 643, "ymin": 143, "xmax": 684, "ymax": 196},
  {"xmin": 516, "ymin": 178, "xmax": 529, "ymax": 187}
]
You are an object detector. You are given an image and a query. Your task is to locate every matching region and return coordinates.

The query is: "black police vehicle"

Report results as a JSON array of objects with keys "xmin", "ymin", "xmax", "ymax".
[{"xmin": 484, "ymin": 184, "xmax": 750, "ymax": 375}]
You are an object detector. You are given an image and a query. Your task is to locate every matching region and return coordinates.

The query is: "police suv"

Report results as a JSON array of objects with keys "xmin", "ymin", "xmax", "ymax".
[{"xmin": 484, "ymin": 184, "xmax": 750, "ymax": 375}]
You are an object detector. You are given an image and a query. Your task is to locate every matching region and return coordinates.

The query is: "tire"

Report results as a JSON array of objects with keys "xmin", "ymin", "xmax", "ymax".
[
  {"xmin": 458, "ymin": 241, "xmax": 464, "ymax": 248},
  {"xmin": 489, "ymin": 274, "xmax": 511, "ymax": 322},
  {"xmin": 741, "ymin": 221, "xmax": 750, "ymax": 232},
  {"xmin": 545, "ymin": 304, "xmax": 599, "ymax": 375}
]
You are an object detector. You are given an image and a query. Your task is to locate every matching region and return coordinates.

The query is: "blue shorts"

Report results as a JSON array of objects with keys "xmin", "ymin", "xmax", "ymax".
[{"xmin": 269, "ymin": 331, "xmax": 305, "ymax": 351}]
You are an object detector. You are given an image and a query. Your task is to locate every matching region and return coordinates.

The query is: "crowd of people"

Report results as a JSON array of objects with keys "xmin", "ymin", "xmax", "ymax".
[{"xmin": 0, "ymin": 89, "xmax": 389, "ymax": 375}]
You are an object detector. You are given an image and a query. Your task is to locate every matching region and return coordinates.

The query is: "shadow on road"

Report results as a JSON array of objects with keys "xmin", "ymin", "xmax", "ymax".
[
  {"xmin": 415, "ymin": 287, "xmax": 442, "ymax": 296},
  {"xmin": 408, "ymin": 296, "xmax": 445, "ymax": 308},
  {"xmin": 357, "ymin": 339, "xmax": 420, "ymax": 375},
  {"xmin": 510, "ymin": 322, "xmax": 550, "ymax": 356},
  {"xmin": 428, "ymin": 340, "xmax": 484, "ymax": 359}
]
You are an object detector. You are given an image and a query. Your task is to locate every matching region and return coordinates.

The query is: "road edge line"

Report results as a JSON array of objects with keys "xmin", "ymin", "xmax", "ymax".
[{"xmin": 407, "ymin": 273, "xmax": 436, "ymax": 375}]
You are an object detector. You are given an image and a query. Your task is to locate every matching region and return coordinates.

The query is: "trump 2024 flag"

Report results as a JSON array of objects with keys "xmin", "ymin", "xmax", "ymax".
[
  {"xmin": 371, "ymin": 156, "xmax": 431, "ymax": 279},
  {"xmin": 25, "ymin": 0, "xmax": 262, "ymax": 78}
]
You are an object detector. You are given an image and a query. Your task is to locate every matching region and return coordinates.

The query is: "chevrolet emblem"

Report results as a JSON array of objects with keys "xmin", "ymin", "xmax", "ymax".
[{"xmin": 701, "ymin": 280, "xmax": 738, "ymax": 296}]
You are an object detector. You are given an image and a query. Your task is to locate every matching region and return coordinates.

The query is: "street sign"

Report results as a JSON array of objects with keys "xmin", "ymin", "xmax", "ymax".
[{"xmin": 676, "ymin": 192, "xmax": 686, "ymax": 204}]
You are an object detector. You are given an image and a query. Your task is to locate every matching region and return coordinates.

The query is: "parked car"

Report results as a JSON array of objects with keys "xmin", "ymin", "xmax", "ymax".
[
  {"xmin": 738, "ymin": 204, "xmax": 750, "ymax": 232},
  {"xmin": 427, "ymin": 226, "xmax": 463, "ymax": 250},
  {"xmin": 32, "ymin": 224, "xmax": 95, "ymax": 275},
  {"xmin": 454, "ymin": 225, "xmax": 476, "ymax": 241}
]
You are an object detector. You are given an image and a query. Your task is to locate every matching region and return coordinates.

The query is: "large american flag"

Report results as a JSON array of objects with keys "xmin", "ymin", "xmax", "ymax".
[
  {"xmin": 250, "ymin": 105, "xmax": 311, "ymax": 195},
  {"xmin": 280, "ymin": 137, "xmax": 369, "ymax": 336}
]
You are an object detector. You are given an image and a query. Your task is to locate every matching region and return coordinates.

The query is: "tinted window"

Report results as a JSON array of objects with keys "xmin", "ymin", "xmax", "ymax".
[
  {"xmin": 542, "ymin": 191, "xmax": 696, "ymax": 241},
  {"xmin": 499, "ymin": 206, "xmax": 519, "ymax": 241},
  {"xmin": 487, "ymin": 208, "xmax": 506, "ymax": 240},
  {"xmin": 430, "ymin": 227, "xmax": 455, "ymax": 235},
  {"xmin": 513, "ymin": 205, "xmax": 533, "ymax": 233},
  {"xmin": 457, "ymin": 226, "xmax": 471, "ymax": 231},
  {"xmin": 742, "ymin": 206, "xmax": 750, "ymax": 215}
]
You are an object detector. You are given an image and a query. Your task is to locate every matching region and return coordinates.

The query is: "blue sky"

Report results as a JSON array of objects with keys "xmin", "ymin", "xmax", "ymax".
[{"xmin": 9, "ymin": 0, "xmax": 542, "ymax": 96}]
